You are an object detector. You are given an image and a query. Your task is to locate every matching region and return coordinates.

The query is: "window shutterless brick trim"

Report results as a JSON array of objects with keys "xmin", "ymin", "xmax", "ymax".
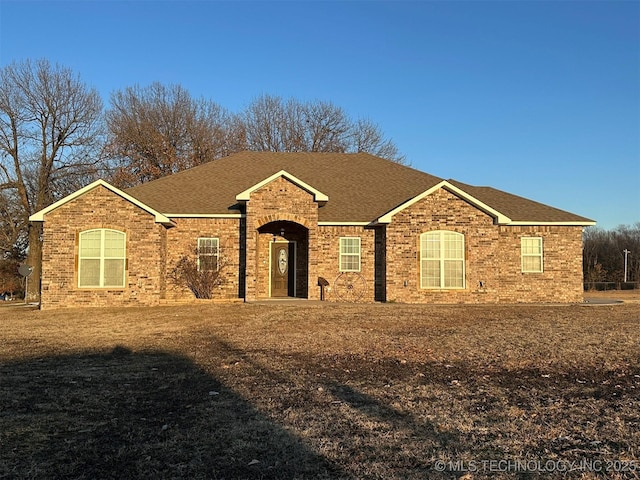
[
  {"xmin": 197, "ymin": 237, "xmax": 220, "ymax": 272},
  {"xmin": 77, "ymin": 229, "xmax": 127, "ymax": 289},
  {"xmin": 521, "ymin": 236, "xmax": 544, "ymax": 273},
  {"xmin": 419, "ymin": 230, "xmax": 465, "ymax": 289},
  {"xmin": 339, "ymin": 237, "xmax": 361, "ymax": 272},
  {"xmin": 73, "ymin": 226, "xmax": 130, "ymax": 291}
]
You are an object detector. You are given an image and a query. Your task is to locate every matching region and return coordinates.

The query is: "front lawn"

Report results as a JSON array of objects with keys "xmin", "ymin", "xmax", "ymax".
[{"xmin": 1, "ymin": 302, "xmax": 638, "ymax": 479}]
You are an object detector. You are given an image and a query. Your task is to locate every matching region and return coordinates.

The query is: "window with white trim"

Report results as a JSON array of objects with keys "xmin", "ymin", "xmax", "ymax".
[
  {"xmin": 339, "ymin": 237, "xmax": 361, "ymax": 272},
  {"xmin": 521, "ymin": 237, "xmax": 543, "ymax": 273},
  {"xmin": 78, "ymin": 229, "xmax": 126, "ymax": 288},
  {"xmin": 198, "ymin": 238, "xmax": 219, "ymax": 271},
  {"xmin": 420, "ymin": 230, "xmax": 465, "ymax": 289}
]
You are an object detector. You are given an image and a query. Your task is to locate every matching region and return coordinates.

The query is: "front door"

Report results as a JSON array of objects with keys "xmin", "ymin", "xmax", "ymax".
[{"xmin": 271, "ymin": 242, "xmax": 294, "ymax": 297}]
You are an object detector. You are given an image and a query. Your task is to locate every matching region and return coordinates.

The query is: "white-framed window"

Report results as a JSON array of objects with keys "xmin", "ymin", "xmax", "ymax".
[
  {"xmin": 521, "ymin": 237, "xmax": 543, "ymax": 273},
  {"xmin": 198, "ymin": 238, "xmax": 219, "ymax": 271},
  {"xmin": 420, "ymin": 230, "xmax": 465, "ymax": 289},
  {"xmin": 78, "ymin": 229, "xmax": 126, "ymax": 288},
  {"xmin": 339, "ymin": 237, "xmax": 361, "ymax": 272}
]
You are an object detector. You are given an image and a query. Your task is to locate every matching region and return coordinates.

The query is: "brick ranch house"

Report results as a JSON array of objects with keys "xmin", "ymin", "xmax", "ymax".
[{"xmin": 29, "ymin": 151, "xmax": 594, "ymax": 309}]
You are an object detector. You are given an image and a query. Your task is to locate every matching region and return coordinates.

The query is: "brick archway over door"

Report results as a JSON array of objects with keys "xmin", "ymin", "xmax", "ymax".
[{"xmin": 256, "ymin": 220, "xmax": 309, "ymax": 298}]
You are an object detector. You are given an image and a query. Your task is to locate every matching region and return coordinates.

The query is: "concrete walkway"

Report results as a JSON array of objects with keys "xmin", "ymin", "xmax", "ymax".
[
  {"xmin": 249, "ymin": 297, "xmax": 326, "ymax": 306},
  {"xmin": 583, "ymin": 297, "xmax": 624, "ymax": 305}
]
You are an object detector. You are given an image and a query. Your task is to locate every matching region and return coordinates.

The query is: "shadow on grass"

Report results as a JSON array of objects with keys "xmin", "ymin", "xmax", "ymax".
[
  {"xmin": 0, "ymin": 347, "xmax": 343, "ymax": 479},
  {"xmin": 202, "ymin": 339, "xmax": 463, "ymax": 478}
]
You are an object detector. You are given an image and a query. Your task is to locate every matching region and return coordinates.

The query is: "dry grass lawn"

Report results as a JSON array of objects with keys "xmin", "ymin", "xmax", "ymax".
[{"xmin": 1, "ymin": 301, "xmax": 639, "ymax": 479}]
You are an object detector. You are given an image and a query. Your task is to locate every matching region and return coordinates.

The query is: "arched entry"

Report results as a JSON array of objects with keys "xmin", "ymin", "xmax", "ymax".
[{"xmin": 257, "ymin": 220, "xmax": 309, "ymax": 298}]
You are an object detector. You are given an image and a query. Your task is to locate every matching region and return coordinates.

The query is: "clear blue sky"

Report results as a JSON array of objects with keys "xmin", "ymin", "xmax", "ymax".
[{"xmin": 1, "ymin": 0, "xmax": 638, "ymax": 230}]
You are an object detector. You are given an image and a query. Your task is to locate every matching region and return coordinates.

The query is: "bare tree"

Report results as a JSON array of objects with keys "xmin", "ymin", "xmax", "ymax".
[
  {"xmin": 583, "ymin": 226, "xmax": 609, "ymax": 286},
  {"xmin": 0, "ymin": 59, "xmax": 104, "ymax": 301},
  {"xmin": 106, "ymin": 83, "xmax": 245, "ymax": 187},
  {"xmin": 242, "ymin": 95, "xmax": 295, "ymax": 152},
  {"xmin": 0, "ymin": 190, "xmax": 26, "ymax": 257},
  {"xmin": 615, "ymin": 222, "xmax": 640, "ymax": 284},
  {"xmin": 583, "ymin": 223, "xmax": 640, "ymax": 287},
  {"xmin": 0, "ymin": 256, "xmax": 21, "ymax": 298},
  {"xmin": 107, "ymin": 89, "xmax": 405, "ymax": 184},
  {"xmin": 241, "ymin": 94, "xmax": 405, "ymax": 163},
  {"xmin": 304, "ymin": 100, "xmax": 351, "ymax": 152},
  {"xmin": 352, "ymin": 118, "xmax": 405, "ymax": 163}
]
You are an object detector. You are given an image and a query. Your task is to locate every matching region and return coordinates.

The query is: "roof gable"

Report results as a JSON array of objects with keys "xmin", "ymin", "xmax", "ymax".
[
  {"xmin": 29, "ymin": 180, "xmax": 174, "ymax": 226},
  {"xmin": 377, "ymin": 180, "xmax": 512, "ymax": 224},
  {"xmin": 446, "ymin": 180, "xmax": 595, "ymax": 226},
  {"xmin": 236, "ymin": 170, "xmax": 329, "ymax": 202},
  {"xmin": 377, "ymin": 180, "xmax": 595, "ymax": 226}
]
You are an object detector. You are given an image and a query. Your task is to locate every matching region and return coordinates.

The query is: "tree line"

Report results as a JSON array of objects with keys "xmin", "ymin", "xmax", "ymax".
[
  {"xmin": 583, "ymin": 223, "xmax": 639, "ymax": 288},
  {"xmin": 0, "ymin": 59, "xmax": 404, "ymax": 299}
]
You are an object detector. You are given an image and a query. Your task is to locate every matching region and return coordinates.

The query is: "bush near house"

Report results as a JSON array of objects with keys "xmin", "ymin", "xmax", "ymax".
[{"xmin": 169, "ymin": 251, "xmax": 227, "ymax": 299}]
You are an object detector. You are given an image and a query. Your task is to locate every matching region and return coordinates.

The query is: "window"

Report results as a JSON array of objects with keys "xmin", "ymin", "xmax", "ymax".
[
  {"xmin": 339, "ymin": 237, "xmax": 361, "ymax": 272},
  {"xmin": 420, "ymin": 230, "xmax": 465, "ymax": 289},
  {"xmin": 78, "ymin": 229, "xmax": 126, "ymax": 288},
  {"xmin": 198, "ymin": 238, "xmax": 219, "ymax": 271},
  {"xmin": 521, "ymin": 237, "xmax": 543, "ymax": 273}
]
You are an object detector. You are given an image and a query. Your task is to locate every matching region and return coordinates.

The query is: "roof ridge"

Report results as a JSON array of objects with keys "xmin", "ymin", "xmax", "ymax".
[{"xmin": 120, "ymin": 153, "xmax": 592, "ymax": 224}]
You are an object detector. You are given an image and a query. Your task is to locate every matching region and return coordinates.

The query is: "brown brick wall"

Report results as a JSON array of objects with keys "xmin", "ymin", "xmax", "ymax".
[
  {"xmin": 164, "ymin": 217, "xmax": 241, "ymax": 300},
  {"xmin": 317, "ymin": 225, "xmax": 376, "ymax": 302},
  {"xmin": 40, "ymin": 186, "xmax": 168, "ymax": 309},
  {"xmin": 244, "ymin": 176, "xmax": 320, "ymax": 300},
  {"xmin": 38, "ymin": 182, "xmax": 585, "ymax": 308},
  {"xmin": 385, "ymin": 188, "xmax": 584, "ymax": 303}
]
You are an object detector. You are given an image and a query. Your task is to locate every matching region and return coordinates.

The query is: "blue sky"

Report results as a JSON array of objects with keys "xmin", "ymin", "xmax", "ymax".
[{"xmin": 1, "ymin": 0, "xmax": 638, "ymax": 230}]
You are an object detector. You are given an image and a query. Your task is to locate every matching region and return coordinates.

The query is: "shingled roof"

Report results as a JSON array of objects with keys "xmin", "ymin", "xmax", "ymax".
[
  {"xmin": 446, "ymin": 180, "xmax": 594, "ymax": 225},
  {"xmin": 124, "ymin": 151, "xmax": 594, "ymax": 225}
]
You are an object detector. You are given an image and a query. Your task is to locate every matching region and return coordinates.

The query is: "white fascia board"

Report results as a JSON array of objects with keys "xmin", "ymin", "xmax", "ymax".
[
  {"xmin": 165, "ymin": 213, "xmax": 244, "ymax": 219},
  {"xmin": 235, "ymin": 170, "xmax": 329, "ymax": 202},
  {"xmin": 377, "ymin": 180, "xmax": 512, "ymax": 224},
  {"xmin": 317, "ymin": 221, "xmax": 371, "ymax": 226},
  {"xmin": 28, "ymin": 179, "xmax": 175, "ymax": 226},
  {"xmin": 505, "ymin": 221, "xmax": 597, "ymax": 226}
]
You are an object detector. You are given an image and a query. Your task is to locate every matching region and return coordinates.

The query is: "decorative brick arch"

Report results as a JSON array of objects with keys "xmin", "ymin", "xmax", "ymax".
[
  {"xmin": 255, "ymin": 213, "xmax": 311, "ymax": 230},
  {"xmin": 75, "ymin": 224, "xmax": 127, "ymax": 236}
]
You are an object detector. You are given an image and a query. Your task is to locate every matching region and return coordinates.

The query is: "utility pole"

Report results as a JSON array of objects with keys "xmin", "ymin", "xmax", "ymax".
[{"xmin": 623, "ymin": 249, "xmax": 631, "ymax": 283}]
